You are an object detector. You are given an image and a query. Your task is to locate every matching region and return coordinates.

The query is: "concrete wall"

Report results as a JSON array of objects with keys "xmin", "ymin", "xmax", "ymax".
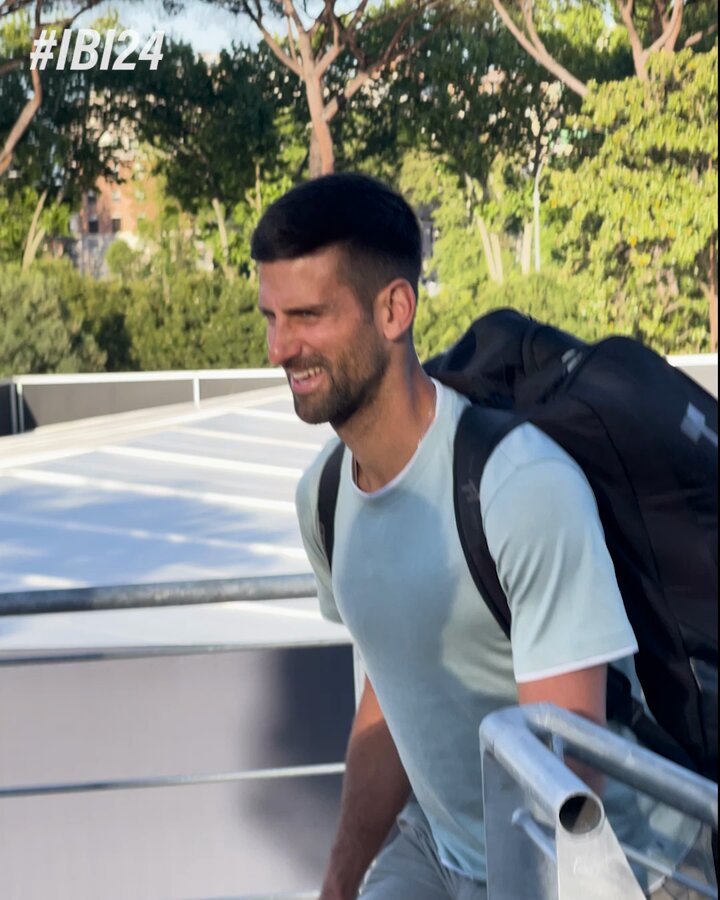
[
  {"xmin": 0, "ymin": 645, "xmax": 355, "ymax": 899},
  {"xmin": 2, "ymin": 371, "xmax": 286, "ymax": 436}
]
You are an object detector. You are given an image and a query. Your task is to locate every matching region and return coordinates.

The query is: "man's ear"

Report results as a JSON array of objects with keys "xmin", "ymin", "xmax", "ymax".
[{"xmin": 377, "ymin": 279, "xmax": 416, "ymax": 342}]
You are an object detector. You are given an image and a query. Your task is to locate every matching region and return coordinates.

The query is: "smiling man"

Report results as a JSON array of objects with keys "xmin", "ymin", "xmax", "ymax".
[{"xmin": 250, "ymin": 174, "xmax": 709, "ymax": 900}]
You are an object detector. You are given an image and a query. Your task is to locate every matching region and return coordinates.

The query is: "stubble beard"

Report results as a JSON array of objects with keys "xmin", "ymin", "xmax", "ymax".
[{"xmin": 291, "ymin": 338, "xmax": 390, "ymax": 428}]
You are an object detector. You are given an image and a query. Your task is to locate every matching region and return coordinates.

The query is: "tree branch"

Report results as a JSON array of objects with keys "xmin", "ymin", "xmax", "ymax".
[
  {"xmin": 240, "ymin": 0, "xmax": 302, "ymax": 77},
  {"xmin": 491, "ymin": 0, "xmax": 588, "ymax": 97},
  {"xmin": 646, "ymin": 0, "xmax": 683, "ymax": 55},
  {"xmin": 0, "ymin": 57, "xmax": 23, "ymax": 75},
  {"xmin": 286, "ymin": 15, "xmax": 298, "ymax": 66},
  {"xmin": 281, "ymin": 0, "xmax": 306, "ymax": 38},
  {"xmin": 324, "ymin": 6, "xmax": 448, "ymax": 122},
  {"xmin": 684, "ymin": 23, "xmax": 718, "ymax": 48},
  {"xmin": 617, "ymin": 0, "xmax": 648, "ymax": 79},
  {"xmin": 343, "ymin": 0, "xmax": 372, "ymax": 35},
  {"xmin": 0, "ymin": 0, "xmax": 43, "ymax": 178},
  {"xmin": 308, "ymin": 1, "xmax": 334, "ymax": 42}
]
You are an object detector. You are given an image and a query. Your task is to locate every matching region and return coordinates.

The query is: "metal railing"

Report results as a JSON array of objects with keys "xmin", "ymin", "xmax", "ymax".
[
  {"xmin": 480, "ymin": 703, "xmax": 718, "ymax": 900},
  {"xmin": 0, "ymin": 574, "xmax": 317, "ymax": 618},
  {"xmin": 0, "ymin": 576, "xmax": 333, "ymax": 900},
  {"xmin": 2, "ymin": 579, "xmax": 717, "ymax": 899},
  {"xmin": 2, "ymin": 368, "xmax": 287, "ymax": 435}
]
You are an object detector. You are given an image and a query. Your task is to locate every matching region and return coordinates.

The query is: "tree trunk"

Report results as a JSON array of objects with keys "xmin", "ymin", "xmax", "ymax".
[
  {"xmin": 521, "ymin": 223, "xmax": 532, "ymax": 275},
  {"xmin": 211, "ymin": 196, "xmax": 233, "ymax": 280},
  {"xmin": 304, "ymin": 73, "xmax": 334, "ymax": 177},
  {"xmin": 22, "ymin": 187, "xmax": 48, "ymax": 270},
  {"xmin": 254, "ymin": 161, "xmax": 262, "ymax": 215},
  {"xmin": 490, "ymin": 232, "xmax": 504, "ymax": 285},
  {"xmin": 533, "ymin": 158, "xmax": 545, "ymax": 273},
  {"xmin": 476, "ymin": 216, "xmax": 499, "ymax": 283}
]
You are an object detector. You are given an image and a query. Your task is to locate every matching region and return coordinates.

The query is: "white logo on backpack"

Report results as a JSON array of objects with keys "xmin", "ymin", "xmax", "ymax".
[{"xmin": 681, "ymin": 403, "xmax": 718, "ymax": 448}]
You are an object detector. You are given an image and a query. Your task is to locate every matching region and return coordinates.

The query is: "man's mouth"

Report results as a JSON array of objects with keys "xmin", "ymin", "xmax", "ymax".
[{"xmin": 288, "ymin": 366, "xmax": 324, "ymax": 394}]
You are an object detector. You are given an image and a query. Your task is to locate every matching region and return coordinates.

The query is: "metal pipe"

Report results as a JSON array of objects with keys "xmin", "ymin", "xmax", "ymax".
[
  {"xmin": 0, "ymin": 762, "xmax": 345, "ymax": 800},
  {"xmin": 480, "ymin": 706, "xmax": 601, "ymax": 830},
  {"xmin": 482, "ymin": 705, "xmax": 718, "ymax": 828},
  {"xmin": 0, "ymin": 573, "xmax": 318, "ymax": 616},
  {"xmin": 527, "ymin": 704, "xmax": 718, "ymax": 828}
]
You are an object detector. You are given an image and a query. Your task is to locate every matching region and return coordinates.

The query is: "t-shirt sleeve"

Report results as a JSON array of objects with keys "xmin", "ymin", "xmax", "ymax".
[
  {"xmin": 481, "ymin": 446, "xmax": 638, "ymax": 684},
  {"xmin": 295, "ymin": 447, "xmax": 344, "ymax": 624}
]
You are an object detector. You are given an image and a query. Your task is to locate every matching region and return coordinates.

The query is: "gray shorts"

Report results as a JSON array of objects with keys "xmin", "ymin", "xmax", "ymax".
[{"xmin": 360, "ymin": 807, "xmax": 487, "ymax": 900}]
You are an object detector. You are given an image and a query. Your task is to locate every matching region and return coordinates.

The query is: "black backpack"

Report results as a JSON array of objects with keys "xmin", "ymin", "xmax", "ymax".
[{"xmin": 317, "ymin": 308, "xmax": 718, "ymax": 780}]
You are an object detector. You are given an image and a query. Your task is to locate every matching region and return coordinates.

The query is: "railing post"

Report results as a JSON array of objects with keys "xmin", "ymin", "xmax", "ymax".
[
  {"xmin": 16, "ymin": 380, "xmax": 24, "ymax": 433},
  {"xmin": 479, "ymin": 704, "xmax": 717, "ymax": 900},
  {"xmin": 9, "ymin": 379, "xmax": 18, "ymax": 435}
]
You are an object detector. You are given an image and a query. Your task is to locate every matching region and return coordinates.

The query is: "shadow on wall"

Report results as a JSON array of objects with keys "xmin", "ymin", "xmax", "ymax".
[{"xmin": 244, "ymin": 645, "xmax": 355, "ymax": 886}]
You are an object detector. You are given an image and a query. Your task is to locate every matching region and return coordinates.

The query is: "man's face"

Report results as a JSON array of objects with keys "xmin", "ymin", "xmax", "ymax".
[{"xmin": 258, "ymin": 246, "xmax": 390, "ymax": 427}]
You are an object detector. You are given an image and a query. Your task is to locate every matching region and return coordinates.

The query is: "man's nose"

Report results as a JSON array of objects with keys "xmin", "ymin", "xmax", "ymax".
[{"xmin": 267, "ymin": 322, "xmax": 301, "ymax": 367}]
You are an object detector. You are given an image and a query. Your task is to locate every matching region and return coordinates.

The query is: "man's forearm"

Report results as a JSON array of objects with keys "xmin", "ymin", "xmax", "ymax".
[{"xmin": 321, "ymin": 680, "xmax": 411, "ymax": 900}]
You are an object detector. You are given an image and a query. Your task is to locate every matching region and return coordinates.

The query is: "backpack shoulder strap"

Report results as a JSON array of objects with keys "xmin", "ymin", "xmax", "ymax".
[
  {"xmin": 317, "ymin": 441, "xmax": 345, "ymax": 570},
  {"xmin": 453, "ymin": 404, "xmax": 521, "ymax": 639}
]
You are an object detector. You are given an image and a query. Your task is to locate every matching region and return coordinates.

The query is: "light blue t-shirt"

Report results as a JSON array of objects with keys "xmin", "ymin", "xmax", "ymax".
[{"xmin": 296, "ymin": 381, "xmax": 697, "ymax": 885}]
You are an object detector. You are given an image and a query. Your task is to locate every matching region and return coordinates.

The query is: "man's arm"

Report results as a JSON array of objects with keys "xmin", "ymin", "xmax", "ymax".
[
  {"xmin": 517, "ymin": 663, "xmax": 607, "ymax": 796},
  {"xmin": 320, "ymin": 676, "xmax": 411, "ymax": 900}
]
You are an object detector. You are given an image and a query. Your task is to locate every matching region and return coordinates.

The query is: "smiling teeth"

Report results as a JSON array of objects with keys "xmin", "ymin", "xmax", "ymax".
[{"xmin": 292, "ymin": 367, "xmax": 321, "ymax": 381}]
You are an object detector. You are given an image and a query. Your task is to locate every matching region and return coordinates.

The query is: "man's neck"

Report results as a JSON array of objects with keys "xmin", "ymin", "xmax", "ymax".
[{"xmin": 339, "ymin": 366, "xmax": 437, "ymax": 493}]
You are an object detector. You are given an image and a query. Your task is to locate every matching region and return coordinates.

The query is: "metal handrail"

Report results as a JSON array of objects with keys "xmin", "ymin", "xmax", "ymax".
[
  {"xmin": 0, "ymin": 762, "xmax": 345, "ymax": 800},
  {"xmin": 0, "ymin": 573, "xmax": 317, "ymax": 616},
  {"xmin": 479, "ymin": 704, "xmax": 718, "ymax": 899},
  {"xmin": 0, "ymin": 576, "xmax": 341, "ymax": 898}
]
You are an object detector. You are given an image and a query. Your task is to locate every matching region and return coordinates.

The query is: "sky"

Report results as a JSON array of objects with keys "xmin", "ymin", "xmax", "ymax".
[
  {"xmin": 76, "ymin": 0, "xmax": 262, "ymax": 54},
  {"xmin": 73, "ymin": 0, "xmax": 368, "ymax": 54}
]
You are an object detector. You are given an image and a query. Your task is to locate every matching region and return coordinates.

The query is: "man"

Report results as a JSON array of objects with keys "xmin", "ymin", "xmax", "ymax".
[{"xmin": 251, "ymin": 173, "xmax": 706, "ymax": 899}]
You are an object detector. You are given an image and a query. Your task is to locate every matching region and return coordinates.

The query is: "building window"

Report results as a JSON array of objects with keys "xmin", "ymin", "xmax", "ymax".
[
  {"xmin": 111, "ymin": 217, "xmax": 121, "ymax": 233},
  {"xmin": 112, "ymin": 190, "xmax": 121, "ymax": 202},
  {"xmin": 88, "ymin": 218, "xmax": 99, "ymax": 234}
]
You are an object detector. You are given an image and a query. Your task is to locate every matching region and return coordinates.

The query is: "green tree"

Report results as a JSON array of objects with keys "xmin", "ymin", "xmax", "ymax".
[
  {"xmin": 123, "ymin": 271, "xmax": 267, "ymax": 370},
  {"xmin": 0, "ymin": 3, "xmax": 139, "ymax": 177},
  {"xmin": 0, "ymin": 14, "xmax": 138, "ymax": 265},
  {"xmin": 0, "ymin": 260, "xmax": 106, "ymax": 376},
  {"xmin": 548, "ymin": 45, "xmax": 718, "ymax": 352},
  {"xmin": 225, "ymin": 0, "xmax": 454, "ymax": 175},
  {"xmin": 132, "ymin": 40, "xmax": 285, "ymax": 278}
]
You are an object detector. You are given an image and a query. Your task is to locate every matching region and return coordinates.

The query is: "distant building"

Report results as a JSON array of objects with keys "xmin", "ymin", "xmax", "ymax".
[{"xmin": 67, "ymin": 148, "xmax": 160, "ymax": 278}]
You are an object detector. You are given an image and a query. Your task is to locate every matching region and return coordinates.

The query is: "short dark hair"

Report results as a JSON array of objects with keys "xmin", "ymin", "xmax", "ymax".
[{"xmin": 250, "ymin": 173, "xmax": 422, "ymax": 308}]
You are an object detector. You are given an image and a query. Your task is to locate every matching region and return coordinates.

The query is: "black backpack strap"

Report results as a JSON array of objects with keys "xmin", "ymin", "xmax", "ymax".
[
  {"xmin": 453, "ymin": 404, "xmax": 521, "ymax": 638},
  {"xmin": 455, "ymin": 407, "xmax": 701, "ymax": 765},
  {"xmin": 317, "ymin": 441, "xmax": 345, "ymax": 570}
]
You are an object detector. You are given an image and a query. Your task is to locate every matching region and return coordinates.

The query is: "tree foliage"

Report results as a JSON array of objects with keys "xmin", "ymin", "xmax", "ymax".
[
  {"xmin": 0, "ymin": 260, "xmax": 106, "ymax": 376},
  {"xmin": 548, "ymin": 44, "xmax": 718, "ymax": 352}
]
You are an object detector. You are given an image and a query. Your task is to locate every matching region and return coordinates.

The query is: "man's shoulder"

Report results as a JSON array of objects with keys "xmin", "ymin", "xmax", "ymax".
[
  {"xmin": 479, "ymin": 421, "xmax": 587, "ymax": 514},
  {"xmin": 295, "ymin": 435, "xmax": 344, "ymax": 516}
]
